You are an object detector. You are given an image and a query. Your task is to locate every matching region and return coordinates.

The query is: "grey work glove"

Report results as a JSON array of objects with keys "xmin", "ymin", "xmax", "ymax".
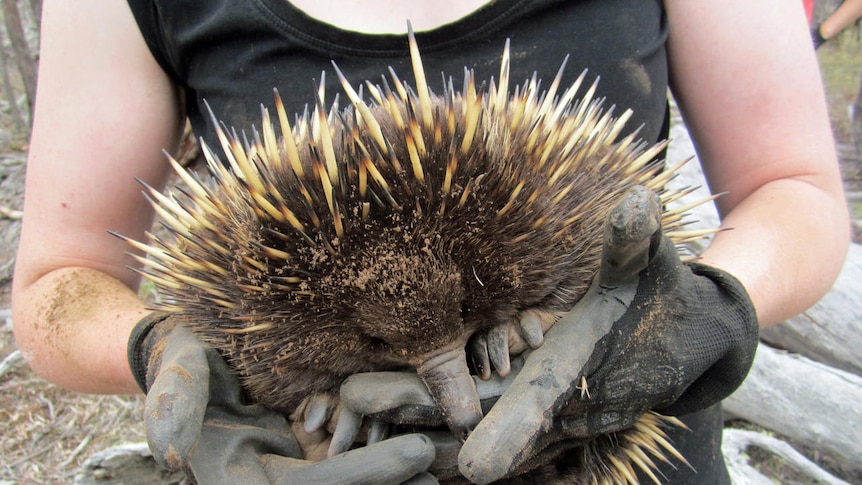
[
  {"xmin": 339, "ymin": 358, "xmax": 524, "ymax": 481},
  {"xmin": 339, "ymin": 186, "xmax": 760, "ymax": 483},
  {"xmin": 128, "ymin": 314, "xmax": 437, "ymax": 484}
]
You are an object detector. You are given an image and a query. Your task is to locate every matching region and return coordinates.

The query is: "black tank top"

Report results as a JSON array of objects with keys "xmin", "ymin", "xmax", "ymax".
[{"xmin": 127, "ymin": 0, "xmax": 669, "ymax": 149}]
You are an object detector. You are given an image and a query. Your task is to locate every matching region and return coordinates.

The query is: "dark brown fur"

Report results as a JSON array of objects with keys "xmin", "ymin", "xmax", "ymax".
[{"xmin": 155, "ymin": 94, "xmax": 650, "ymax": 412}]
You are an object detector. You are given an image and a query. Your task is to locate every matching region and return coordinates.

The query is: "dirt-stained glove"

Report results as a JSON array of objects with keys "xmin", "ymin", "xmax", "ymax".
[
  {"xmin": 128, "ymin": 314, "xmax": 437, "ymax": 484},
  {"xmin": 459, "ymin": 186, "xmax": 759, "ymax": 482},
  {"xmin": 339, "ymin": 186, "xmax": 759, "ymax": 484}
]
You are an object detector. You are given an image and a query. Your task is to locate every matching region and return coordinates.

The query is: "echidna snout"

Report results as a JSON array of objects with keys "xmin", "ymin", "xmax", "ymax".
[
  {"xmin": 345, "ymin": 246, "xmax": 482, "ymax": 438},
  {"xmin": 416, "ymin": 346, "xmax": 483, "ymax": 440}
]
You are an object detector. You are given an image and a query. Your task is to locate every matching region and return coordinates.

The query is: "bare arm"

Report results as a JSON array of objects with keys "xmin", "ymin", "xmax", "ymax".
[
  {"xmin": 665, "ymin": 0, "xmax": 850, "ymax": 327},
  {"xmin": 11, "ymin": 0, "xmax": 184, "ymax": 393},
  {"xmin": 819, "ymin": 0, "xmax": 862, "ymax": 39}
]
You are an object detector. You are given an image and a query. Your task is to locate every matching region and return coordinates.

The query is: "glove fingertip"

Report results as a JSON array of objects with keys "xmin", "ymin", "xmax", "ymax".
[
  {"xmin": 144, "ymin": 370, "xmax": 208, "ymax": 466},
  {"xmin": 341, "ymin": 372, "xmax": 434, "ymax": 415},
  {"xmin": 152, "ymin": 443, "xmax": 185, "ymax": 473},
  {"xmin": 300, "ymin": 434, "xmax": 436, "ymax": 484},
  {"xmin": 402, "ymin": 472, "xmax": 440, "ymax": 485},
  {"xmin": 388, "ymin": 433, "xmax": 438, "ymax": 471}
]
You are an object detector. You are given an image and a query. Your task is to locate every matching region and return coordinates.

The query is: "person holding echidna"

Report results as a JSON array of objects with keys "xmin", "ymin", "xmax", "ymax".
[{"xmin": 12, "ymin": 1, "xmax": 848, "ymax": 484}]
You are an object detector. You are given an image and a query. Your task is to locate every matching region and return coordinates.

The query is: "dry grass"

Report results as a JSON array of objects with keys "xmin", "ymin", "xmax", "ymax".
[
  {"xmin": 0, "ymin": 317, "xmax": 146, "ymax": 484},
  {"xmin": 819, "ymin": 30, "xmax": 862, "ymax": 243},
  {"xmin": 819, "ymin": 29, "xmax": 862, "ymax": 148}
]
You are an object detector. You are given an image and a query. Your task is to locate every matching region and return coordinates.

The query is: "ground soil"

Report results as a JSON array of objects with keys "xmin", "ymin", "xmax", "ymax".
[{"xmin": 0, "ymin": 30, "xmax": 861, "ymax": 485}]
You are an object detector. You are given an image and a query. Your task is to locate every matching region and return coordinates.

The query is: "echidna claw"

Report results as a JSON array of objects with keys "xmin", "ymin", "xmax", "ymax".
[
  {"xmin": 327, "ymin": 406, "xmax": 363, "ymax": 457},
  {"xmin": 486, "ymin": 324, "xmax": 511, "ymax": 377},
  {"xmin": 516, "ymin": 310, "xmax": 545, "ymax": 349},
  {"xmin": 469, "ymin": 335, "xmax": 492, "ymax": 380},
  {"xmin": 300, "ymin": 393, "xmax": 336, "ymax": 434},
  {"xmin": 366, "ymin": 419, "xmax": 388, "ymax": 445},
  {"xmin": 470, "ymin": 310, "xmax": 555, "ymax": 380}
]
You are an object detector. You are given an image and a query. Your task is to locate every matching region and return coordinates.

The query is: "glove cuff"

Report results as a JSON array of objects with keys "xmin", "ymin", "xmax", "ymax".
[
  {"xmin": 686, "ymin": 261, "xmax": 759, "ymax": 336},
  {"xmin": 661, "ymin": 261, "xmax": 759, "ymax": 416},
  {"xmin": 128, "ymin": 312, "xmax": 175, "ymax": 393}
]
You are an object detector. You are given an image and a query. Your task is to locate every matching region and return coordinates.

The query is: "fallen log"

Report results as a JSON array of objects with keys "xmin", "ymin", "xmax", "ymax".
[
  {"xmin": 723, "ymin": 343, "xmax": 862, "ymax": 470},
  {"xmin": 668, "ymin": 124, "xmax": 862, "ymax": 377},
  {"xmin": 760, "ymin": 243, "xmax": 862, "ymax": 376},
  {"xmin": 722, "ymin": 428, "xmax": 852, "ymax": 485}
]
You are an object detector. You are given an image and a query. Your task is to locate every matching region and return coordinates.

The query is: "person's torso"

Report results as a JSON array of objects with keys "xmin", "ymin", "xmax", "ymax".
[{"xmin": 127, "ymin": 0, "xmax": 669, "ymax": 148}]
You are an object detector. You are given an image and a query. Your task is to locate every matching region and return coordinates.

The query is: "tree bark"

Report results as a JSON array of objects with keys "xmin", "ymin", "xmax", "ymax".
[
  {"xmin": 2, "ymin": 0, "xmax": 38, "ymax": 118},
  {"xmin": 853, "ymin": 70, "xmax": 862, "ymax": 157},
  {"xmin": 722, "ymin": 429, "xmax": 853, "ymax": 485},
  {"xmin": 723, "ymin": 343, "xmax": 862, "ymax": 470},
  {"xmin": 760, "ymin": 243, "xmax": 862, "ymax": 376},
  {"xmin": 0, "ymin": 22, "xmax": 27, "ymax": 133},
  {"xmin": 27, "ymin": 0, "xmax": 42, "ymax": 33}
]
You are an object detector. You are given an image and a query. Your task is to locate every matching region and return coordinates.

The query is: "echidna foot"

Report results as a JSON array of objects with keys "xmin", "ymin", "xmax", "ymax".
[
  {"xmin": 293, "ymin": 392, "xmax": 391, "ymax": 459},
  {"xmin": 292, "ymin": 392, "xmax": 338, "ymax": 434},
  {"xmin": 469, "ymin": 308, "xmax": 558, "ymax": 380}
]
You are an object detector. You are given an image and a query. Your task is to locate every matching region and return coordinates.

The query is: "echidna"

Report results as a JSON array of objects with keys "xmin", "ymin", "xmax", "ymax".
[{"xmin": 120, "ymin": 26, "xmax": 712, "ymax": 484}]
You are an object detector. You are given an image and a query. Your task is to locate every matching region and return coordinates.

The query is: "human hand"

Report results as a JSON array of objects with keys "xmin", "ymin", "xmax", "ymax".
[
  {"xmin": 127, "ymin": 315, "xmax": 437, "ymax": 484},
  {"xmin": 458, "ymin": 186, "xmax": 760, "ymax": 483}
]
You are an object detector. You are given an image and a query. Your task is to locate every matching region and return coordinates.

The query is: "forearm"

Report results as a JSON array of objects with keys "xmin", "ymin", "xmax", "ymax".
[
  {"xmin": 665, "ymin": 0, "xmax": 850, "ymax": 327},
  {"xmin": 12, "ymin": 266, "xmax": 148, "ymax": 394},
  {"xmin": 820, "ymin": 0, "xmax": 862, "ymax": 38},
  {"xmin": 9, "ymin": 0, "xmax": 186, "ymax": 394},
  {"xmin": 698, "ymin": 177, "xmax": 849, "ymax": 328}
]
